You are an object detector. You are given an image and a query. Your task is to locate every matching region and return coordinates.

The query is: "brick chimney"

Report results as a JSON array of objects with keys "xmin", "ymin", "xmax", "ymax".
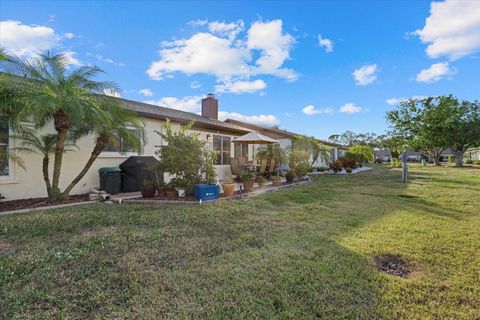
[{"xmin": 201, "ymin": 93, "xmax": 218, "ymax": 120}]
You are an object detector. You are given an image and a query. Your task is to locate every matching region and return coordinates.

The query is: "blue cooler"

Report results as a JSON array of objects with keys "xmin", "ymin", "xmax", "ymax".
[{"xmin": 194, "ymin": 184, "xmax": 220, "ymax": 201}]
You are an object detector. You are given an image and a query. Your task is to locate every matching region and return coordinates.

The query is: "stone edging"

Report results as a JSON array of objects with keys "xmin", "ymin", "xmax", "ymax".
[{"xmin": 0, "ymin": 200, "xmax": 98, "ymax": 217}]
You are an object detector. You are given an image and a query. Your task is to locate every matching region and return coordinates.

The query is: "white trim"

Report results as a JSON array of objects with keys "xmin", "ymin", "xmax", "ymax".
[{"xmin": 98, "ymin": 151, "xmax": 139, "ymax": 158}]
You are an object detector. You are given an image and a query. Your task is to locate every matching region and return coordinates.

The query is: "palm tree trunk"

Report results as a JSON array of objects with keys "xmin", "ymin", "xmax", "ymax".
[
  {"xmin": 61, "ymin": 136, "xmax": 108, "ymax": 198},
  {"xmin": 42, "ymin": 156, "xmax": 52, "ymax": 197},
  {"xmin": 50, "ymin": 129, "xmax": 67, "ymax": 200}
]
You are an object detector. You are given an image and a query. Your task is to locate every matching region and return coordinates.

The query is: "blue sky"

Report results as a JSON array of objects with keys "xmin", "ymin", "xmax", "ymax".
[{"xmin": 1, "ymin": 0, "xmax": 479, "ymax": 140}]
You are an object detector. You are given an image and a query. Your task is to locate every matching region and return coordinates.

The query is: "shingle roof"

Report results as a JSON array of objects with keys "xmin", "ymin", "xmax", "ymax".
[{"xmin": 118, "ymin": 98, "xmax": 249, "ymax": 134}]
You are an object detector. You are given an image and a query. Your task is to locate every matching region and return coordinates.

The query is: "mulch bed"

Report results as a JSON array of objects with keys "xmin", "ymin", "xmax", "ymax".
[
  {"xmin": 0, "ymin": 194, "xmax": 90, "ymax": 213},
  {"xmin": 373, "ymin": 254, "xmax": 412, "ymax": 278}
]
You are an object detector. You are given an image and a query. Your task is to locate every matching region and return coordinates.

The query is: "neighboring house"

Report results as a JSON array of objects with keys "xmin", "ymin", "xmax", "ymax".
[
  {"xmin": 400, "ymin": 151, "xmax": 428, "ymax": 162},
  {"xmin": 374, "ymin": 149, "xmax": 392, "ymax": 162},
  {"xmin": 224, "ymin": 119, "xmax": 345, "ymax": 168},
  {"xmin": 439, "ymin": 148, "xmax": 454, "ymax": 162},
  {"xmin": 466, "ymin": 147, "xmax": 480, "ymax": 161}
]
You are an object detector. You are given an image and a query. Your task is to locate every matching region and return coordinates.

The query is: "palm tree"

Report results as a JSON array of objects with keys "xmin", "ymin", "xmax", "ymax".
[
  {"xmin": 256, "ymin": 143, "xmax": 288, "ymax": 165},
  {"xmin": 12, "ymin": 130, "xmax": 78, "ymax": 196},
  {"xmin": 292, "ymin": 135, "xmax": 330, "ymax": 166},
  {"xmin": 0, "ymin": 51, "xmax": 131, "ymax": 201},
  {"xmin": 61, "ymin": 103, "xmax": 144, "ymax": 197}
]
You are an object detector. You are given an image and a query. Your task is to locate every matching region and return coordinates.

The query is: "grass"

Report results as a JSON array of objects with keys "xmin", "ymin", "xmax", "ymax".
[{"xmin": 1, "ymin": 164, "xmax": 479, "ymax": 319}]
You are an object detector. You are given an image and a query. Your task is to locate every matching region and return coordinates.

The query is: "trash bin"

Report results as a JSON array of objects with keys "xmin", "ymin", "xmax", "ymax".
[
  {"xmin": 119, "ymin": 156, "xmax": 161, "ymax": 192},
  {"xmin": 99, "ymin": 167, "xmax": 122, "ymax": 195}
]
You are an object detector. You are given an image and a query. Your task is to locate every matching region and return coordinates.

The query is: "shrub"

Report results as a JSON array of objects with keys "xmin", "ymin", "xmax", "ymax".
[
  {"xmin": 285, "ymin": 170, "xmax": 296, "ymax": 182},
  {"xmin": 329, "ymin": 160, "xmax": 343, "ymax": 173},
  {"xmin": 289, "ymin": 149, "xmax": 310, "ymax": 178},
  {"xmin": 465, "ymin": 159, "xmax": 473, "ymax": 165},
  {"xmin": 473, "ymin": 160, "xmax": 480, "ymax": 165},
  {"xmin": 391, "ymin": 158, "xmax": 402, "ymax": 168},
  {"xmin": 318, "ymin": 167, "xmax": 326, "ymax": 172},
  {"xmin": 338, "ymin": 156, "xmax": 357, "ymax": 169},
  {"xmin": 346, "ymin": 167, "xmax": 352, "ymax": 174},
  {"xmin": 238, "ymin": 168, "xmax": 255, "ymax": 181},
  {"xmin": 448, "ymin": 155, "xmax": 455, "ymax": 163},
  {"xmin": 154, "ymin": 119, "xmax": 216, "ymax": 195}
]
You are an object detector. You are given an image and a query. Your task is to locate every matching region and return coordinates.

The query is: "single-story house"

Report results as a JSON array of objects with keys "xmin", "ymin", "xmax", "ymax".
[
  {"xmin": 400, "ymin": 151, "xmax": 427, "ymax": 162},
  {"xmin": 374, "ymin": 149, "xmax": 392, "ymax": 162},
  {"xmin": 0, "ymin": 94, "xmax": 345, "ymax": 201},
  {"xmin": 466, "ymin": 147, "xmax": 480, "ymax": 161}
]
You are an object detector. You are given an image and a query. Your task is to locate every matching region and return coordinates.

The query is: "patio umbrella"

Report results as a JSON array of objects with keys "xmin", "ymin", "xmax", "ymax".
[{"xmin": 233, "ymin": 131, "xmax": 279, "ymax": 144}]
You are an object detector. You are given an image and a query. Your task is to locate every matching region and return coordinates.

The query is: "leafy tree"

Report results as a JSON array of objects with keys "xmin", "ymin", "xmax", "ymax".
[
  {"xmin": 377, "ymin": 135, "xmax": 406, "ymax": 159},
  {"xmin": 328, "ymin": 131, "xmax": 380, "ymax": 147},
  {"xmin": 438, "ymin": 96, "xmax": 480, "ymax": 166},
  {"xmin": 346, "ymin": 145, "xmax": 374, "ymax": 163},
  {"xmin": 386, "ymin": 97, "xmax": 449, "ymax": 166},
  {"xmin": 292, "ymin": 135, "xmax": 330, "ymax": 166},
  {"xmin": 155, "ymin": 119, "xmax": 215, "ymax": 194},
  {"xmin": 0, "ymin": 51, "xmax": 141, "ymax": 200}
]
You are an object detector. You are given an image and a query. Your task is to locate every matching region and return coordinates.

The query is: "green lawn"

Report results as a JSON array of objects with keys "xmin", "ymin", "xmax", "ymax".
[{"xmin": 1, "ymin": 165, "xmax": 479, "ymax": 319}]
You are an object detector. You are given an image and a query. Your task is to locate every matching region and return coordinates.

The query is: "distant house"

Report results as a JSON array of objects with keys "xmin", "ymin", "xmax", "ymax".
[
  {"xmin": 374, "ymin": 149, "xmax": 392, "ymax": 162},
  {"xmin": 466, "ymin": 147, "xmax": 480, "ymax": 161},
  {"xmin": 400, "ymin": 151, "xmax": 427, "ymax": 162}
]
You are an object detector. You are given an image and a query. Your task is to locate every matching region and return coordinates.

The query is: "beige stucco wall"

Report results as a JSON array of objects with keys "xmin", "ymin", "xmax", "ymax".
[{"xmin": 0, "ymin": 117, "xmax": 243, "ymax": 201}]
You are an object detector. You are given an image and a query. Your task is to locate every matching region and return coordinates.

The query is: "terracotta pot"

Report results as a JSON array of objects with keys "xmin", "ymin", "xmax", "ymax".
[
  {"xmin": 141, "ymin": 186, "xmax": 156, "ymax": 198},
  {"xmin": 222, "ymin": 183, "xmax": 236, "ymax": 197},
  {"xmin": 165, "ymin": 190, "xmax": 176, "ymax": 199},
  {"xmin": 243, "ymin": 179, "xmax": 255, "ymax": 192},
  {"xmin": 156, "ymin": 185, "xmax": 166, "ymax": 197},
  {"xmin": 271, "ymin": 177, "xmax": 282, "ymax": 186}
]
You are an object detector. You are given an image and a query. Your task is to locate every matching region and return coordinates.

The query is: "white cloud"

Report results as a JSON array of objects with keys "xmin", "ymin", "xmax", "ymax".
[
  {"xmin": 215, "ymin": 79, "xmax": 266, "ymax": 94},
  {"xmin": 386, "ymin": 96, "xmax": 427, "ymax": 106},
  {"xmin": 104, "ymin": 88, "xmax": 121, "ymax": 98},
  {"xmin": 139, "ymin": 88, "xmax": 153, "ymax": 97},
  {"xmin": 63, "ymin": 51, "xmax": 81, "ymax": 66},
  {"xmin": 144, "ymin": 96, "xmax": 203, "ymax": 113},
  {"xmin": 415, "ymin": 62, "xmax": 456, "ymax": 83},
  {"xmin": 413, "ymin": 0, "xmax": 480, "ymax": 60},
  {"xmin": 318, "ymin": 34, "xmax": 333, "ymax": 53},
  {"xmin": 190, "ymin": 81, "xmax": 201, "ymax": 89},
  {"xmin": 247, "ymin": 20, "xmax": 298, "ymax": 81},
  {"xmin": 95, "ymin": 54, "xmax": 125, "ymax": 67},
  {"xmin": 302, "ymin": 104, "xmax": 334, "ymax": 116},
  {"xmin": 0, "ymin": 20, "xmax": 60, "ymax": 57},
  {"xmin": 340, "ymin": 103, "xmax": 362, "ymax": 114},
  {"xmin": 64, "ymin": 32, "xmax": 75, "ymax": 39},
  {"xmin": 147, "ymin": 19, "xmax": 298, "ymax": 91},
  {"xmin": 352, "ymin": 64, "xmax": 378, "ymax": 85},
  {"xmin": 219, "ymin": 111, "xmax": 279, "ymax": 127},
  {"xmin": 208, "ymin": 20, "xmax": 244, "ymax": 39}
]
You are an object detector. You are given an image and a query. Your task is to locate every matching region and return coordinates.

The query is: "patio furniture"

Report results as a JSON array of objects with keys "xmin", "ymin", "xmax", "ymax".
[{"xmin": 230, "ymin": 158, "xmax": 239, "ymax": 175}]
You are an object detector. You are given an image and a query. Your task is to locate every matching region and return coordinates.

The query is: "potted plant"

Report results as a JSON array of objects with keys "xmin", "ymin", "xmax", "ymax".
[
  {"xmin": 257, "ymin": 176, "xmax": 267, "ymax": 188},
  {"xmin": 271, "ymin": 175, "xmax": 282, "ymax": 186},
  {"xmin": 239, "ymin": 169, "xmax": 255, "ymax": 192},
  {"xmin": 285, "ymin": 170, "xmax": 296, "ymax": 183},
  {"xmin": 140, "ymin": 179, "xmax": 156, "ymax": 198},
  {"xmin": 165, "ymin": 183, "xmax": 176, "ymax": 199},
  {"xmin": 222, "ymin": 172, "xmax": 236, "ymax": 197},
  {"xmin": 346, "ymin": 167, "xmax": 353, "ymax": 174}
]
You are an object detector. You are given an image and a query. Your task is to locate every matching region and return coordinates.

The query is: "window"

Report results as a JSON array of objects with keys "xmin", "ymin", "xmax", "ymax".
[
  {"xmin": 213, "ymin": 134, "xmax": 231, "ymax": 165},
  {"xmin": 0, "ymin": 119, "xmax": 9, "ymax": 177},
  {"xmin": 330, "ymin": 148, "xmax": 336, "ymax": 161},
  {"xmin": 234, "ymin": 142, "xmax": 248, "ymax": 159},
  {"xmin": 104, "ymin": 129, "xmax": 142, "ymax": 153}
]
